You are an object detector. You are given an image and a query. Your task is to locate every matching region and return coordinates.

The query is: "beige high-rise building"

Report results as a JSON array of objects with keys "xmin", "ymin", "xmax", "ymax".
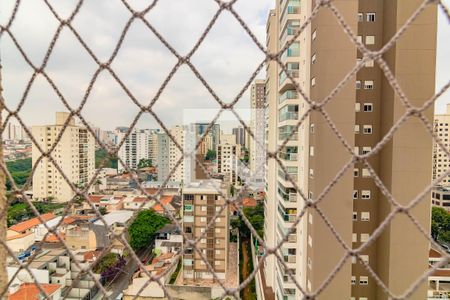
[
  {"xmin": 433, "ymin": 104, "xmax": 450, "ymax": 186},
  {"xmin": 217, "ymin": 142, "xmax": 241, "ymax": 185},
  {"xmin": 250, "ymin": 80, "xmax": 266, "ymax": 183},
  {"xmin": 181, "ymin": 180, "xmax": 229, "ymax": 282},
  {"xmin": 32, "ymin": 112, "xmax": 95, "ymax": 203},
  {"xmin": 264, "ymin": 1, "xmax": 437, "ymax": 299},
  {"xmin": 157, "ymin": 125, "xmax": 186, "ymax": 184}
]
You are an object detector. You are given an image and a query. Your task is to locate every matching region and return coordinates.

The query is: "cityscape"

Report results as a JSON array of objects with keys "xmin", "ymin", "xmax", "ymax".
[{"xmin": 1, "ymin": 0, "xmax": 450, "ymax": 300}]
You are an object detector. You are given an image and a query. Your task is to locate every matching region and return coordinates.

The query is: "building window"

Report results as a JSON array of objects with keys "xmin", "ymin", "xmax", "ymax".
[
  {"xmin": 362, "ymin": 168, "xmax": 370, "ymax": 177},
  {"xmin": 365, "ymin": 35, "xmax": 375, "ymax": 45},
  {"xmin": 353, "ymin": 212, "xmax": 358, "ymax": 221},
  {"xmin": 362, "ymin": 147, "xmax": 372, "ymax": 154},
  {"xmin": 308, "ymin": 235, "xmax": 312, "ymax": 247},
  {"xmin": 357, "ymin": 35, "xmax": 362, "ymax": 43},
  {"xmin": 360, "ymin": 255, "xmax": 369, "ymax": 264},
  {"xmin": 312, "ymin": 29, "xmax": 317, "ymax": 40},
  {"xmin": 309, "ymin": 213, "xmax": 313, "ymax": 224},
  {"xmin": 359, "ymin": 276, "xmax": 369, "ymax": 285},
  {"xmin": 363, "ymin": 103, "xmax": 373, "ymax": 112},
  {"xmin": 200, "ymin": 217, "xmax": 206, "ymax": 222},
  {"xmin": 356, "ymin": 80, "xmax": 361, "ymax": 89},
  {"xmin": 353, "ymin": 190, "xmax": 359, "ymax": 199},
  {"xmin": 312, "ymin": 53, "xmax": 317, "ymax": 64},
  {"xmin": 351, "ymin": 276, "xmax": 356, "ymax": 285},
  {"xmin": 310, "ymin": 123, "xmax": 315, "ymax": 134},
  {"xmin": 358, "ymin": 13, "xmax": 364, "ymax": 22},
  {"xmin": 367, "ymin": 12, "xmax": 376, "ymax": 22},
  {"xmin": 200, "ymin": 239, "xmax": 206, "ymax": 244},
  {"xmin": 360, "ymin": 234, "xmax": 369, "ymax": 242},
  {"xmin": 361, "ymin": 190, "xmax": 371, "ymax": 199},
  {"xmin": 365, "ymin": 60, "xmax": 374, "ymax": 67},
  {"xmin": 309, "ymin": 168, "xmax": 314, "ymax": 178},
  {"xmin": 311, "ymin": 77, "xmax": 316, "ymax": 86},
  {"xmin": 201, "ymin": 206, "xmax": 207, "ymax": 211},
  {"xmin": 363, "ymin": 125, "xmax": 373, "ymax": 134},
  {"xmin": 354, "ymin": 168, "xmax": 359, "ymax": 177},
  {"xmin": 364, "ymin": 80, "xmax": 374, "ymax": 89},
  {"xmin": 310, "ymin": 146, "xmax": 314, "ymax": 156},
  {"xmin": 355, "ymin": 103, "xmax": 361, "ymax": 112},
  {"xmin": 355, "ymin": 125, "xmax": 360, "ymax": 134},
  {"xmin": 361, "ymin": 212, "xmax": 370, "ymax": 221}
]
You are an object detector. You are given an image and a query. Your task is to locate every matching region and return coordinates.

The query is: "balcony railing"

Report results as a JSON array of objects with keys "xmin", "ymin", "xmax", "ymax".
[
  {"xmin": 283, "ymin": 255, "xmax": 296, "ymax": 264},
  {"xmin": 279, "ymin": 90, "xmax": 298, "ymax": 104},
  {"xmin": 281, "ymin": 47, "xmax": 300, "ymax": 61},
  {"xmin": 280, "ymin": 0, "xmax": 301, "ymax": 26},
  {"xmin": 279, "ymin": 69, "xmax": 299, "ymax": 85},
  {"xmin": 278, "ymin": 170, "xmax": 298, "ymax": 182},
  {"xmin": 278, "ymin": 152, "xmax": 298, "ymax": 161},
  {"xmin": 278, "ymin": 188, "xmax": 298, "ymax": 202},
  {"xmin": 279, "ymin": 112, "xmax": 299, "ymax": 122},
  {"xmin": 281, "ymin": 26, "xmax": 301, "ymax": 46}
]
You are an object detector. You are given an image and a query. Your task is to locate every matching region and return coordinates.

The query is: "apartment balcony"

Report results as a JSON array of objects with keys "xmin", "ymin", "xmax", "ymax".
[
  {"xmin": 277, "ymin": 188, "xmax": 298, "ymax": 204},
  {"xmin": 279, "ymin": 112, "xmax": 299, "ymax": 123},
  {"xmin": 278, "ymin": 169, "xmax": 298, "ymax": 184},
  {"xmin": 279, "ymin": 69, "xmax": 299, "ymax": 87},
  {"xmin": 278, "ymin": 205, "xmax": 297, "ymax": 223},
  {"xmin": 280, "ymin": 0, "xmax": 301, "ymax": 29},
  {"xmin": 280, "ymin": 46, "xmax": 300, "ymax": 63},
  {"xmin": 278, "ymin": 151, "xmax": 298, "ymax": 162},
  {"xmin": 280, "ymin": 24, "xmax": 301, "ymax": 47},
  {"xmin": 279, "ymin": 90, "xmax": 299, "ymax": 104}
]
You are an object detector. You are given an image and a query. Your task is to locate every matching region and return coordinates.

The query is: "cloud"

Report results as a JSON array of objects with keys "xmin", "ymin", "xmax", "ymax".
[{"xmin": 0, "ymin": 0, "xmax": 449, "ymax": 132}]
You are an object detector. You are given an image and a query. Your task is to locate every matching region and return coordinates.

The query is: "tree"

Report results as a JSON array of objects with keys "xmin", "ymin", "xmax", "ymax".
[
  {"xmin": 99, "ymin": 207, "xmax": 108, "ymax": 215},
  {"xmin": 138, "ymin": 158, "xmax": 152, "ymax": 169},
  {"xmin": 95, "ymin": 149, "xmax": 118, "ymax": 169},
  {"xmin": 432, "ymin": 207, "xmax": 450, "ymax": 244},
  {"xmin": 205, "ymin": 149, "xmax": 216, "ymax": 161},
  {"xmin": 230, "ymin": 185, "xmax": 235, "ymax": 197},
  {"xmin": 128, "ymin": 210, "xmax": 169, "ymax": 250}
]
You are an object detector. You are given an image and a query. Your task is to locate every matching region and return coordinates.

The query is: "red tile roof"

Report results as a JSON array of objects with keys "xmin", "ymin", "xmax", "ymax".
[
  {"xmin": 430, "ymin": 265, "xmax": 450, "ymax": 277},
  {"xmin": 7, "ymin": 231, "xmax": 33, "ymax": 241},
  {"xmin": 9, "ymin": 213, "xmax": 55, "ymax": 233},
  {"xmin": 430, "ymin": 248, "xmax": 443, "ymax": 258},
  {"xmin": 88, "ymin": 195, "xmax": 106, "ymax": 203},
  {"xmin": 9, "ymin": 283, "xmax": 60, "ymax": 300},
  {"xmin": 44, "ymin": 233, "xmax": 65, "ymax": 243},
  {"xmin": 153, "ymin": 196, "xmax": 174, "ymax": 213},
  {"xmin": 242, "ymin": 197, "xmax": 257, "ymax": 207}
]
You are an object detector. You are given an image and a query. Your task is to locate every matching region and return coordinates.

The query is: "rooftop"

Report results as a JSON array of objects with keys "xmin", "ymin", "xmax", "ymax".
[
  {"xmin": 94, "ymin": 210, "xmax": 134, "ymax": 226},
  {"xmin": 8, "ymin": 283, "xmax": 61, "ymax": 300},
  {"xmin": 9, "ymin": 213, "xmax": 56, "ymax": 233}
]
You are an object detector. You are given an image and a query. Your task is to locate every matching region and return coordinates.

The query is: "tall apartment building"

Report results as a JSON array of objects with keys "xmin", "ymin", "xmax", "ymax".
[
  {"xmin": 181, "ymin": 180, "xmax": 229, "ymax": 282},
  {"xmin": 217, "ymin": 142, "xmax": 241, "ymax": 185},
  {"xmin": 157, "ymin": 126, "xmax": 186, "ymax": 184},
  {"xmin": 32, "ymin": 112, "xmax": 95, "ymax": 203},
  {"xmin": 264, "ymin": 1, "xmax": 437, "ymax": 299},
  {"xmin": 3, "ymin": 122, "xmax": 30, "ymax": 141},
  {"xmin": 433, "ymin": 104, "xmax": 450, "ymax": 186},
  {"xmin": 250, "ymin": 80, "xmax": 266, "ymax": 183},
  {"xmin": 116, "ymin": 128, "xmax": 158, "ymax": 172},
  {"xmin": 232, "ymin": 126, "xmax": 246, "ymax": 146}
]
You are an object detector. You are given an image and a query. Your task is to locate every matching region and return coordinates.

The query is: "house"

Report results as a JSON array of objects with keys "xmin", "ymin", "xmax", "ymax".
[
  {"xmin": 428, "ymin": 248, "xmax": 450, "ymax": 299},
  {"xmin": 7, "ymin": 213, "xmax": 56, "ymax": 253},
  {"xmin": 65, "ymin": 219, "xmax": 109, "ymax": 251},
  {"xmin": 123, "ymin": 196, "xmax": 154, "ymax": 211},
  {"xmin": 8, "ymin": 283, "xmax": 62, "ymax": 300},
  {"xmin": 154, "ymin": 224, "xmax": 182, "ymax": 254},
  {"xmin": 7, "ymin": 248, "xmax": 101, "ymax": 300},
  {"xmin": 152, "ymin": 195, "xmax": 181, "ymax": 216}
]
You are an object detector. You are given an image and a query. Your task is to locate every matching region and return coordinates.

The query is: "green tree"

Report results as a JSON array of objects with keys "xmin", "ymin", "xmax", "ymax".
[
  {"xmin": 432, "ymin": 207, "xmax": 450, "ymax": 244},
  {"xmin": 128, "ymin": 210, "xmax": 169, "ymax": 250},
  {"xmin": 138, "ymin": 158, "xmax": 152, "ymax": 169},
  {"xmin": 205, "ymin": 149, "xmax": 216, "ymax": 161},
  {"xmin": 95, "ymin": 149, "xmax": 118, "ymax": 169},
  {"xmin": 6, "ymin": 158, "xmax": 32, "ymax": 190},
  {"xmin": 99, "ymin": 207, "xmax": 108, "ymax": 215},
  {"xmin": 93, "ymin": 253, "xmax": 119, "ymax": 273}
]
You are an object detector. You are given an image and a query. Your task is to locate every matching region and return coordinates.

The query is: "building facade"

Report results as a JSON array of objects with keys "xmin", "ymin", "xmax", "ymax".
[
  {"xmin": 433, "ymin": 104, "xmax": 450, "ymax": 186},
  {"xmin": 250, "ymin": 80, "xmax": 266, "ymax": 183},
  {"xmin": 232, "ymin": 126, "xmax": 246, "ymax": 147},
  {"xmin": 32, "ymin": 112, "xmax": 95, "ymax": 202},
  {"xmin": 116, "ymin": 128, "xmax": 158, "ymax": 173},
  {"xmin": 181, "ymin": 180, "xmax": 229, "ymax": 282},
  {"xmin": 264, "ymin": 1, "xmax": 437, "ymax": 299},
  {"xmin": 157, "ymin": 126, "xmax": 186, "ymax": 184},
  {"xmin": 217, "ymin": 142, "xmax": 241, "ymax": 185}
]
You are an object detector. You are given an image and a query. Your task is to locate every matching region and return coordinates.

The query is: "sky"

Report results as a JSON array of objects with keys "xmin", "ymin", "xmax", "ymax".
[{"xmin": 0, "ymin": 0, "xmax": 449, "ymax": 132}]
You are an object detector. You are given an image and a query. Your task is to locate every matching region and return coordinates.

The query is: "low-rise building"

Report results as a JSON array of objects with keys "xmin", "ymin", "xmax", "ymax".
[
  {"xmin": 7, "ymin": 213, "xmax": 56, "ymax": 253},
  {"xmin": 8, "ymin": 283, "xmax": 62, "ymax": 300},
  {"xmin": 428, "ymin": 248, "xmax": 450, "ymax": 299},
  {"xmin": 432, "ymin": 186, "xmax": 450, "ymax": 211}
]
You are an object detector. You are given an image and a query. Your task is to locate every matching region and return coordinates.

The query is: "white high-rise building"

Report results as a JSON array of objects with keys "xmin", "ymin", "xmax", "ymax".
[
  {"xmin": 157, "ymin": 126, "xmax": 186, "ymax": 184},
  {"xmin": 116, "ymin": 128, "xmax": 159, "ymax": 172},
  {"xmin": 32, "ymin": 112, "xmax": 95, "ymax": 203}
]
